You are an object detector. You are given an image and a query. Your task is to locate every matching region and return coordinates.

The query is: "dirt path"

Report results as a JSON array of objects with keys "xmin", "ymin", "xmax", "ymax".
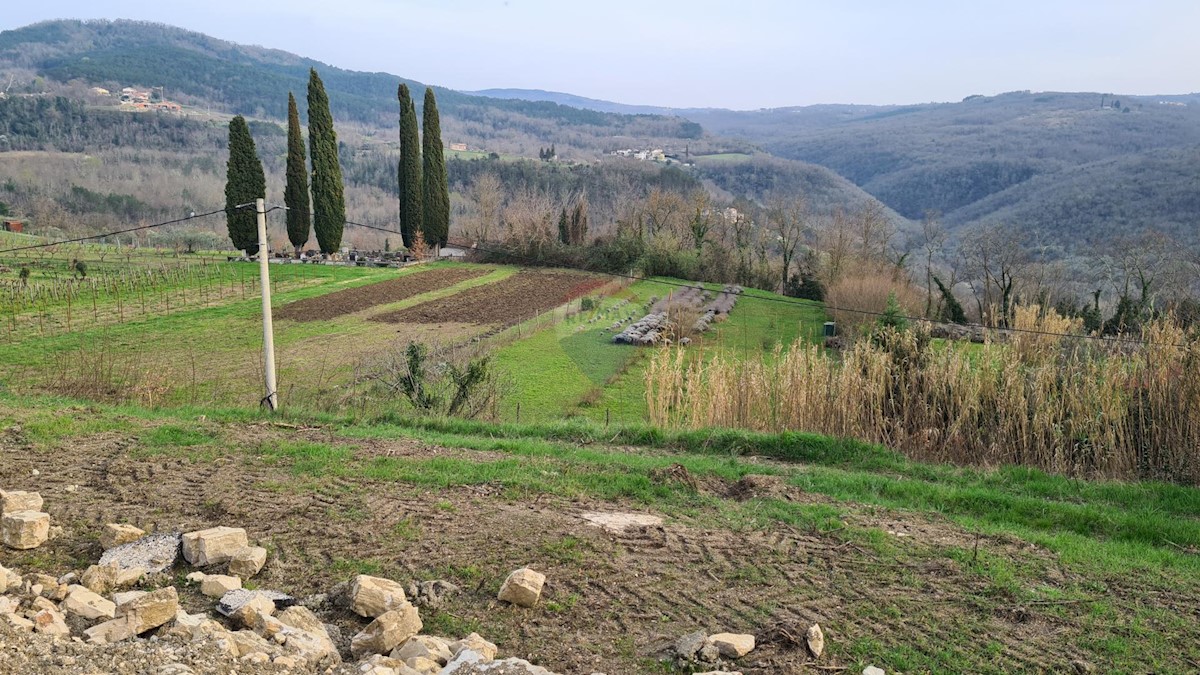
[{"xmin": 0, "ymin": 418, "xmax": 1188, "ymax": 674}]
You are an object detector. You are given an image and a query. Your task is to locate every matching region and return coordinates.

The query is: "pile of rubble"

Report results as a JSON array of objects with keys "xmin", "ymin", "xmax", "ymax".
[
  {"xmin": 611, "ymin": 312, "xmax": 668, "ymax": 345},
  {"xmin": 0, "ymin": 487, "xmax": 563, "ymax": 674}
]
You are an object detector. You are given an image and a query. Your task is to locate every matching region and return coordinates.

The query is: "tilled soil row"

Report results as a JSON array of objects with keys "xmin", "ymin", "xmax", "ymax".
[
  {"xmin": 275, "ymin": 267, "xmax": 490, "ymax": 322},
  {"xmin": 372, "ymin": 271, "xmax": 607, "ymax": 326}
]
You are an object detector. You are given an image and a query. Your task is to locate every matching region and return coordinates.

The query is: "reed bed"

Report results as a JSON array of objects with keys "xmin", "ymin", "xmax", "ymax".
[{"xmin": 647, "ymin": 308, "xmax": 1200, "ymax": 484}]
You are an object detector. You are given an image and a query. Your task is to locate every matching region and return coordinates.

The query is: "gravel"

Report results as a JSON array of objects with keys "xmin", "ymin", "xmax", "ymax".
[{"xmin": 98, "ymin": 532, "xmax": 182, "ymax": 574}]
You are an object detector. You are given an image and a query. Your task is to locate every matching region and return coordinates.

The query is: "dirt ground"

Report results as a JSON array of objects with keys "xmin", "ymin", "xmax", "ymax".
[
  {"xmin": 374, "ymin": 271, "xmax": 607, "ymax": 327},
  {"xmin": 0, "ymin": 419, "xmax": 1187, "ymax": 674},
  {"xmin": 275, "ymin": 267, "xmax": 489, "ymax": 322}
]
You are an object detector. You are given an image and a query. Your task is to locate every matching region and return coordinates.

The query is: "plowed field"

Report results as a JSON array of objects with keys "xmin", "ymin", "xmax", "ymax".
[
  {"xmin": 373, "ymin": 270, "xmax": 607, "ymax": 326},
  {"xmin": 275, "ymin": 266, "xmax": 489, "ymax": 322}
]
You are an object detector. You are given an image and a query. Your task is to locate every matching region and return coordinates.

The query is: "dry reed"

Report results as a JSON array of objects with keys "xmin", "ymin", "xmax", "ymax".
[{"xmin": 647, "ymin": 308, "xmax": 1200, "ymax": 484}]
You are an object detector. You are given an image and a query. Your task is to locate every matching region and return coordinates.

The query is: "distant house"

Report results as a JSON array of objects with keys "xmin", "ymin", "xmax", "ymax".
[
  {"xmin": 449, "ymin": 142, "xmax": 468, "ymax": 152},
  {"xmin": 3, "ymin": 220, "xmax": 25, "ymax": 233}
]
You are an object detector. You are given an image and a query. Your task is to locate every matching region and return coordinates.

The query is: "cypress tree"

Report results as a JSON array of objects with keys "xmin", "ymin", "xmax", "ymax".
[
  {"xmin": 284, "ymin": 93, "xmax": 311, "ymax": 255},
  {"xmin": 307, "ymin": 69, "xmax": 346, "ymax": 255},
  {"xmin": 421, "ymin": 87, "xmax": 450, "ymax": 247},
  {"xmin": 398, "ymin": 84, "xmax": 422, "ymax": 249},
  {"xmin": 224, "ymin": 115, "xmax": 265, "ymax": 256}
]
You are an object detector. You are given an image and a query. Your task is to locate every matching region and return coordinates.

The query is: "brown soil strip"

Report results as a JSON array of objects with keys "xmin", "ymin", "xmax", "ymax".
[
  {"xmin": 372, "ymin": 270, "xmax": 607, "ymax": 326},
  {"xmin": 275, "ymin": 267, "xmax": 489, "ymax": 322}
]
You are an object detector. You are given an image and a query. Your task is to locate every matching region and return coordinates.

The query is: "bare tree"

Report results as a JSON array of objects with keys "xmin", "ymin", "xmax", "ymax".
[
  {"xmin": 465, "ymin": 172, "xmax": 503, "ymax": 244},
  {"xmin": 768, "ymin": 196, "xmax": 810, "ymax": 292},
  {"xmin": 918, "ymin": 210, "xmax": 947, "ymax": 317},
  {"xmin": 961, "ymin": 224, "xmax": 1028, "ymax": 327}
]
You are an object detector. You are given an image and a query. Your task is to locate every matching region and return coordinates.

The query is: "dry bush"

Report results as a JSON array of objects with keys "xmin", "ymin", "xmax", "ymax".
[
  {"xmin": 824, "ymin": 268, "xmax": 923, "ymax": 334},
  {"xmin": 647, "ymin": 312, "xmax": 1200, "ymax": 485},
  {"xmin": 48, "ymin": 345, "xmax": 171, "ymax": 406}
]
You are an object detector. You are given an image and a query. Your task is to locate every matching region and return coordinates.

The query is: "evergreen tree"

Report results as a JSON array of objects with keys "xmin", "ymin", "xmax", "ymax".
[
  {"xmin": 569, "ymin": 196, "xmax": 588, "ymax": 244},
  {"xmin": 224, "ymin": 115, "xmax": 265, "ymax": 256},
  {"xmin": 421, "ymin": 87, "xmax": 450, "ymax": 247},
  {"xmin": 284, "ymin": 93, "xmax": 311, "ymax": 255},
  {"xmin": 558, "ymin": 208, "xmax": 569, "ymax": 245},
  {"xmin": 397, "ymin": 84, "xmax": 422, "ymax": 249},
  {"xmin": 307, "ymin": 69, "xmax": 345, "ymax": 255}
]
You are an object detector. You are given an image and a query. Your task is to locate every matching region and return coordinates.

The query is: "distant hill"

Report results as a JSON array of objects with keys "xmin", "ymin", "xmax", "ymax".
[
  {"xmin": 466, "ymin": 88, "xmax": 680, "ymax": 116},
  {"xmin": 684, "ymin": 91, "xmax": 1200, "ymax": 246}
]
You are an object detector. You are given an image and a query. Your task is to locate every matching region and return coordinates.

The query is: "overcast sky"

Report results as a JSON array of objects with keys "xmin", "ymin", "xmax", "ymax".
[{"xmin": 4, "ymin": 1, "xmax": 1198, "ymax": 109}]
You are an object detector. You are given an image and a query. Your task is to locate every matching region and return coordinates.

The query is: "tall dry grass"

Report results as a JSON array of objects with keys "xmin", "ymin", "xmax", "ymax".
[
  {"xmin": 824, "ymin": 268, "xmax": 923, "ymax": 334},
  {"xmin": 647, "ymin": 308, "xmax": 1200, "ymax": 484}
]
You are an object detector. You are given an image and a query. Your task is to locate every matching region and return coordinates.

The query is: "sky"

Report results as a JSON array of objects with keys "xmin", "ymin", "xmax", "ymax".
[{"xmin": 4, "ymin": 0, "xmax": 1198, "ymax": 109}]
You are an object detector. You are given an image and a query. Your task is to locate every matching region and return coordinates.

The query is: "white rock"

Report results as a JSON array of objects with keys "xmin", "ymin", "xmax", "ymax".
[
  {"xmin": 0, "ymin": 490, "xmax": 42, "ymax": 514},
  {"xmin": 448, "ymin": 632, "xmax": 498, "ymax": 660},
  {"xmin": 391, "ymin": 635, "xmax": 453, "ymax": 665},
  {"xmin": 100, "ymin": 523, "xmax": 145, "ymax": 550},
  {"xmin": 497, "ymin": 568, "xmax": 545, "ymax": 608},
  {"xmin": 404, "ymin": 655, "xmax": 440, "ymax": 674},
  {"xmin": 84, "ymin": 616, "xmax": 136, "ymax": 643},
  {"xmin": 2, "ymin": 510, "xmax": 50, "ymax": 549},
  {"xmin": 229, "ymin": 593, "xmax": 276, "ymax": 629},
  {"xmin": 81, "ymin": 563, "xmax": 144, "ymax": 594},
  {"xmin": 806, "ymin": 623, "xmax": 825, "ymax": 658},
  {"xmin": 181, "ymin": 526, "xmax": 248, "ymax": 566},
  {"xmin": 32, "ymin": 607, "xmax": 70, "ymax": 636},
  {"xmin": 229, "ymin": 546, "xmax": 268, "ymax": 578},
  {"xmin": 709, "ymin": 633, "xmax": 755, "ymax": 658},
  {"xmin": 185, "ymin": 572, "xmax": 207, "ymax": 584},
  {"xmin": 62, "ymin": 585, "xmax": 117, "ymax": 620},
  {"xmin": 1, "ymin": 612, "xmax": 34, "ymax": 631},
  {"xmin": 116, "ymin": 586, "xmax": 180, "ymax": 635},
  {"xmin": 201, "ymin": 574, "xmax": 242, "ymax": 598},
  {"xmin": 111, "ymin": 590, "xmax": 147, "ymax": 606},
  {"xmin": 350, "ymin": 604, "xmax": 423, "ymax": 657},
  {"xmin": 863, "ymin": 668, "xmax": 886, "ymax": 675},
  {"xmin": 350, "ymin": 574, "xmax": 409, "ymax": 618}
]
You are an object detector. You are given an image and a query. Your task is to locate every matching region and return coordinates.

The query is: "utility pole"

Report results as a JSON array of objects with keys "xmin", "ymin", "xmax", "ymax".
[{"xmin": 256, "ymin": 198, "xmax": 279, "ymax": 411}]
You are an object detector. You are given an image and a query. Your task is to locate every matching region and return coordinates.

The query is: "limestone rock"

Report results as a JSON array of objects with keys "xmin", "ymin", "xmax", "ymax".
[
  {"xmin": 2, "ymin": 510, "xmax": 50, "ymax": 549},
  {"xmin": 228, "ymin": 629, "xmax": 279, "ymax": 658},
  {"xmin": 100, "ymin": 523, "xmax": 145, "ymax": 550},
  {"xmin": 350, "ymin": 604, "xmax": 423, "ymax": 657},
  {"xmin": 0, "ymin": 490, "xmax": 42, "ymax": 514},
  {"xmin": 28, "ymin": 573, "xmax": 66, "ymax": 601},
  {"xmin": 229, "ymin": 592, "xmax": 276, "ymax": 629},
  {"xmin": 709, "ymin": 633, "xmax": 755, "ymax": 658},
  {"xmin": 1, "ymin": 612, "xmax": 34, "ymax": 631},
  {"xmin": 112, "ymin": 590, "xmax": 147, "ymax": 606},
  {"xmin": 497, "ymin": 568, "xmax": 545, "ymax": 608},
  {"xmin": 215, "ymin": 589, "xmax": 295, "ymax": 617},
  {"xmin": 392, "ymin": 635, "xmax": 453, "ymax": 665},
  {"xmin": 229, "ymin": 545, "xmax": 268, "ymax": 578},
  {"xmin": 274, "ymin": 608, "xmax": 341, "ymax": 664},
  {"xmin": 185, "ymin": 571, "xmax": 206, "ymax": 584},
  {"xmin": 405, "ymin": 655, "xmax": 441, "ymax": 674},
  {"xmin": 181, "ymin": 526, "xmax": 248, "ymax": 567},
  {"xmin": 201, "ymin": 574, "xmax": 242, "ymax": 598},
  {"xmin": 349, "ymin": 574, "xmax": 409, "ymax": 618},
  {"xmin": 863, "ymin": 667, "xmax": 886, "ymax": 675},
  {"xmin": 32, "ymin": 607, "xmax": 70, "ymax": 636},
  {"xmin": 116, "ymin": 586, "xmax": 180, "ymax": 635},
  {"xmin": 0, "ymin": 563, "xmax": 20, "ymax": 592},
  {"xmin": 697, "ymin": 643, "xmax": 720, "ymax": 663},
  {"xmin": 442, "ymin": 651, "xmax": 562, "ymax": 675},
  {"xmin": 81, "ymin": 563, "xmax": 144, "ymax": 595},
  {"xmin": 674, "ymin": 630, "xmax": 707, "ymax": 659},
  {"xmin": 63, "ymin": 585, "xmax": 116, "ymax": 620},
  {"xmin": 449, "ymin": 633, "xmax": 498, "ymax": 660},
  {"xmin": 98, "ymin": 532, "xmax": 181, "ymax": 574},
  {"xmin": 806, "ymin": 623, "xmax": 825, "ymax": 658},
  {"xmin": 84, "ymin": 616, "xmax": 137, "ymax": 643}
]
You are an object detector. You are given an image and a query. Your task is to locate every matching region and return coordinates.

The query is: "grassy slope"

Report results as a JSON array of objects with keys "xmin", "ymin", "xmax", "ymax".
[
  {"xmin": 5, "ymin": 394, "xmax": 1199, "ymax": 673},
  {"xmin": 495, "ymin": 281, "xmax": 825, "ymax": 425}
]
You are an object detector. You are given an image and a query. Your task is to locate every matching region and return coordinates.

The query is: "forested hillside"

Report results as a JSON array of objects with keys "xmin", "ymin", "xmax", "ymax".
[{"xmin": 687, "ymin": 91, "xmax": 1200, "ymax": 246}]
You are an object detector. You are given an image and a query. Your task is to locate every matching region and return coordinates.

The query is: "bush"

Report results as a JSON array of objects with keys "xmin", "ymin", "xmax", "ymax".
[{"xmin": 367, "ymin": 341, "xmax": 505, "ymax": 419}]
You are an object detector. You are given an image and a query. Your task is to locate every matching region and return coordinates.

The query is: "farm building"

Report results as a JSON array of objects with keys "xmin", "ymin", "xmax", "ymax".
[{"xmin": 3, "ymin": 220, "xmax": 25, "ymax": 233}]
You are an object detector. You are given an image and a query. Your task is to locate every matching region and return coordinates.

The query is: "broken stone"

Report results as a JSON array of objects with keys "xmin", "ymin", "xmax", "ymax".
[
  {"xmin": 229, "ymin": 545, "xmax": 268, "ymax": 578},
  {"xmin": 182, "ymin": 526, "xmax": 248, "ymax": 566},
  {"xmin": 697, "ymin": 643, "xmax": 720, "ymax": 663},
  {"xmin": 84, "ymin": 616, "xmax": 136, "ymax": 643},
  {"xmin": 1, "ymin": 563, "xmax": 20, "ymax": 592},
  {"xmin": 116, "ymin": 586, "xmax": 180, "ymax": 635},
  {"xmin": 201, "ymin": 574, "xmax": 242, "ymax": 598},
  {"xmin": 709, "ymin": 633, "xmax": 755, "ymax": 658},
  {"xmin": 227, "ymin": 629, "xmax": 279, "ymax": 658},
  {"xmin": 863, "ymin": 667, "xmax": 886, "ymax": 675},
  {"xmin": 100, "ymin": 523, "xmax": 145, "ymax": 550},
  {"xmin": 229, "ymin": 592, "xmax": 276, "ymax": 629},
  {"xmin": 449, "ymin": 633, "xmax": 498, "ymax": 661},
  {"xmin": 63, "ymin": 585, "xmax": 116, "ymax": 620},
  {"xmin": 186, "ymin": 571, "xmax": 207, "ymax": 584},
  {"xmin": 442, "ymin": 652, "xmax": 562, "ymax": 675},
  {"xmin": 32, "ymin": 607, "xmax": 70, "ymax": 636},
  {"xmin": 2, "ymin": 510, "xmax": 50, "ymax": 549},
  {"xmin": 81, "ymin": 563, "xmax": 144, "ymax": 595},
  {"xmin": 215, "ymin": 589, "xmax": 296, "ymax": 617},
  {"xmin": 350, "ymin": 574, "xmax": 410, "ymax": 618},
  {"xmin": 392, "ymin": 635, "xmax": 454, "ymax": 665},
  {"xmin": 806, "ymin": 623, "xmax": 825, "ymax": 658},
  {"xmin": 99, "ymin": 531, "xmax": 182, "ymax": 574},
  {"xmin": 580, "ymin": 511, "xmax": 663, "ymax": 533},
  {"xmin": 405, "ymin": 655, "xmax": 441, "ymax": 674},
  {"xmin": 111, "ymin": 590, "xmax": 147, "ymax": 606},
  {"xmin": 497, "ymin": 568, "xmax": 545, "ymax": 608},
  {"xmin": 674, "ymin": 630, "xmax": 708, "ymax": 659},
  {"xmin": 350, "ymin": 604, "xmax": 423, "ymax": 657},
  {"xmin": 0, "ymin": 490, "xmax": 42, "ymax": 514},
  {"xmin": 275, "ymin": 606, "xmax": 340, "ymax": 665},
  {"xmin": 1, "ymin": 612, "xmax": 34, "ymax": 631},
  {"xmin": 28, "ymin": 573, "xmax": 66, "ymax": 601}
]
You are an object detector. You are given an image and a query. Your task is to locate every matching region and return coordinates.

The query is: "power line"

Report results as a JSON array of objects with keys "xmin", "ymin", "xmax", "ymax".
[{"xmin": 0, "ymin": 208, "xmax": 228, "ymax": 256}]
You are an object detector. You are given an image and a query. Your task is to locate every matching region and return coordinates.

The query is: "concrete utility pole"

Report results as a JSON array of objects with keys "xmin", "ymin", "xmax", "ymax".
[{"xmin": 256, "ymin": 198, "xmax": 278, "ymax": 411}]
